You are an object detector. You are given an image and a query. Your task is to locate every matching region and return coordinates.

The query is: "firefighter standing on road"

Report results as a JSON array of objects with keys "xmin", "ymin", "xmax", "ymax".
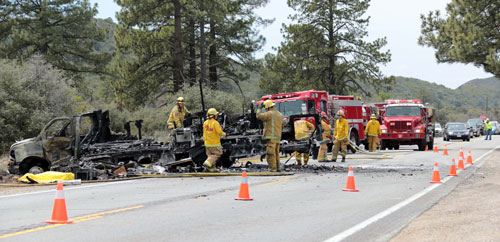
[
  {"xmin": 293, "ymin": 119, "xmax": 315, "ymax": 166},
  {"xmin": 257, "ymin": 100, "xmax": 284, "ymax": 172},
  {"xmin": 485, "ymin": 118, "xmax": 493, "ymax": 140},
  {"xmin": 202, "ymin": 108, "xmax": 226, "ymax": 172},
  {"xmin": 332, "ymin": 110, "xmax": 349, "ymax": 162},
  {"xmin": 167, "ymin": 97, "xmax": 190, "ymax": 130},
  {"xmin": 364, "ymin": 114, "xmax": 381, "ymax": 152},
  {"xmin": 318, "ymin": 112, "xmax": 332, "ymax": 162}
]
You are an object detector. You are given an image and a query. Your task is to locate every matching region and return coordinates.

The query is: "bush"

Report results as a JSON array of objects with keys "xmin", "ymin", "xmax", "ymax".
[{"xmin": 0, "ymin": 57, "xmax": 77, "ymax": 153}]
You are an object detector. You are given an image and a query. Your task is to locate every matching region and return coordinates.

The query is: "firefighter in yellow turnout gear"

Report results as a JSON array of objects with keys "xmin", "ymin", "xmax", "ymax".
[
  {"xmin": 364, "ymin": 114, "xmax": 381, "ymax": 152},
  {"xmin": 293, "ymin": 119, "xmax": 315, "ymax": 166},
  {"xmin": 318, "ymin": 112, "xmax": 332, "ymax": 162},
  {"xmin": 202, "ymin": 108, "xmax": 226, "ymax": 172},
  {"xmin": 257, "ymin": 100, "xmax": 284, "ymax": 172},
  {"xmin": 168, "ymin": 97, "xmax": 190, "ymax": 129},
  {"xmin": 332, "ymin": 110, "xmax": 349, "ymax": 162}
]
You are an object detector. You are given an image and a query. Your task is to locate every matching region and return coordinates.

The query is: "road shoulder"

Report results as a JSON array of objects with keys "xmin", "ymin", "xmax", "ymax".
[{"xmin": 391, "ymin": 150, "xmax": 500, "ymax": 241}]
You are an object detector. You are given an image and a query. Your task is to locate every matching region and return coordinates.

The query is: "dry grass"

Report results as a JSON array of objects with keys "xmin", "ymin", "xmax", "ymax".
[{"xmin": 0, "ymin": 154, "xmax": 7, "ymax": 172}]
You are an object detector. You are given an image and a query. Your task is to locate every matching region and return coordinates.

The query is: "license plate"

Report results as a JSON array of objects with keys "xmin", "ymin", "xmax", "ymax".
[
  {"xmin": 457, "ymin": 134, "xmax": 461, "ymax": 137},
  {"xmin": 398, "ymin": 134, "xmax": 402, "ymax": 138}
]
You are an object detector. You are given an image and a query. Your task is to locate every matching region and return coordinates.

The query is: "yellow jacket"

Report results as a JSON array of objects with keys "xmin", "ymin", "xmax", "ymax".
[
  {"xmin": 168, "ymin": 105, "xmax": 189, "ymax": 128},
  {"xmin": 321, "ymin": 120, "xmax": 332, "ymax": 140},
  {"xmin": 294, "ymin": 119, "xmax": 314, "ymax": 140},
  {"xmin": 203, "ymin": 118, "xmax": 226, "ymax": 147},
  {"xmin": 257, "ymin": 107, "xmax": 283, "ymax": 143},
  {"xmin": 334, "ymin": 118, "xmax": 349, "ymax": 140},
  {"xmin": 365, "ymin": 119, "xmax": 381, "ymax": 136}
]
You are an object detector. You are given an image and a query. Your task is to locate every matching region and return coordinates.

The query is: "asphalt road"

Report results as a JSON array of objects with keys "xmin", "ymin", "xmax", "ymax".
[{"xmin": 1, "ymin": 136, "xmax": 499, "ymax": 242}]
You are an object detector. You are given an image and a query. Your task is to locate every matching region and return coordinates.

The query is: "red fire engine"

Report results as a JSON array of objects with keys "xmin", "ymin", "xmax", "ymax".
[
  {"xmin": 259, "ymin": 90, "xmax": 330, "ymax": 125},
  {"xmin": 328, "ymin": 95, "xmax": 378, "ymax": 152},
  {"xmin": 377, "ymin": 99, "xmax": 434, "ymax": 151}
]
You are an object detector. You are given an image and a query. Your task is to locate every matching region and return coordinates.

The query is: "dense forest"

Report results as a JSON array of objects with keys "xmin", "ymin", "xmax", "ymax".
[{"xmin": 0, "ymin": 0, "xmax": 498, "ymax": 153}]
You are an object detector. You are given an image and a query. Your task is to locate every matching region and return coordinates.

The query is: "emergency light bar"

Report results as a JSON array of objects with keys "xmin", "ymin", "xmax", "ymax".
[{"xmin": 386, "ymin": 99, "xmax": 422, "ymax": 104}]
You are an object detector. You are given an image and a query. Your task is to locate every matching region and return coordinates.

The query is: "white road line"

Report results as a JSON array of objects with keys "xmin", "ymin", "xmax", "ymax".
[
  {"xmin": 323, "ymin": 145, "xmax": 500, "ymax": 242},
  {"xmin": 0, "ymin": 180, "xmax": 136, "ymax": 199}
]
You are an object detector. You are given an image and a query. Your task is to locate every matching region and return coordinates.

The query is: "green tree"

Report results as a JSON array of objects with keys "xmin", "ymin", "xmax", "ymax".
[
  {"xmin": 113, "ymin": 0, "xmax": 269, "ymax": 110},
  {"xmin": 419, "ymin": 0, "xmax": 500, "ymax": 78},
  {"xmin": 260, "ymin": 0, "xmax": 393, "ymax": 95},
  {"xmin": 0, "ymin": 0, "xmax": 112, "ymax": 77},
  {"xmin": 0, "ymin": 56, "xmax": 77, "ymax": 152}
]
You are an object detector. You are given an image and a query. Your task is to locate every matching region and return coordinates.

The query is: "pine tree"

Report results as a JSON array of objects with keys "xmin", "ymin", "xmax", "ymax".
[
  {"xmin": 260, "ymin": 0, "xmax": 393, "ymax": 95},
  {"xmin": 419, "ymin": 0, "xmax": 500, "ymax": 78},
  {"xmin": 113, "ymin": 0, "xmax": 269, "ymax": 110},
  {"xmin": 0, "ymin": 0, "xmax": 111, "ymax": 76}
]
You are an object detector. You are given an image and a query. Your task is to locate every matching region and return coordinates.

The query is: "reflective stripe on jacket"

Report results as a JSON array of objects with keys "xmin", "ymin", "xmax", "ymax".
[
  {"xmin": 257, "ymin": 107, "xmax": 283, "ymax": 143},
  {"xmin": 365, "ymin": 119, "xmax": 381, "ymax": 136},
  {"xmin": 294, "ymin": 119, "xmax": 314, "ymax": 140},
  {"xmin": 334, "ymin": 118, "xmax": 349, "ymax": 140},
  {"xmin": 203, "ymin": 118, "xmax": 226, "ymax": 147}
]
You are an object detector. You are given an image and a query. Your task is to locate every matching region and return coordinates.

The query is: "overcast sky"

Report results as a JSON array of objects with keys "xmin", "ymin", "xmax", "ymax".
[{"xmin": 90, "ymin": 0, "xmax": 492, "ymax": 89}]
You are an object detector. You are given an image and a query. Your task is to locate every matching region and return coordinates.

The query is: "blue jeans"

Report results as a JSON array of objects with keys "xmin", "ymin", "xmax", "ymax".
[{"xmin": 485, "ymin": 130, "xmax": 492, "ymax": 140}]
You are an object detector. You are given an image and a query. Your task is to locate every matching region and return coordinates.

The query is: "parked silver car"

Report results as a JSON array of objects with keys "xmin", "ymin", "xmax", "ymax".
[
  {"xmin": 434, "ymin": 123, "xmax": 443, "ymax": 137},
  {"xmin": 491, "ymin": 121, "xmax": 499, "ymax": 135}
]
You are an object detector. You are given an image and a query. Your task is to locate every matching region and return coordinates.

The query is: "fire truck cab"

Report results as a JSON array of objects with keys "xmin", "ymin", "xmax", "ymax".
[
  {"xmin": 378, "ymin": 99, "xmax": 434, "ymax": 151},
  {"xmin": 259, "ymin": 90, "xmax": 330, "ymax": 125}
]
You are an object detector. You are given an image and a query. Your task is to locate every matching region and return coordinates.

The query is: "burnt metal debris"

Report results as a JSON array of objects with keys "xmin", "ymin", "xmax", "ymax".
[{"xmin": 8, "ymin": 106, "xmax": 324, "ymax": 180}]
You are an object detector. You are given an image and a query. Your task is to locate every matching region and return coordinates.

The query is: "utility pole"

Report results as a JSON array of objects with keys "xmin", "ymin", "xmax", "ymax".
[{"xmin": 486, "ymin": 97, "xmax": 489, "ymax": 117}]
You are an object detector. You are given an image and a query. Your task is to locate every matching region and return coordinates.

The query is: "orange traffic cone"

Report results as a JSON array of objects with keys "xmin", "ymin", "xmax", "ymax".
[
  {"xmin": 433, "ymin": 146, "xmax": 438, "ymax": 153},
  {"xmin": 235, "ymin": 171, "xmax": 253, "ymax": 201},
  {"xmin": 425, "ymin": 145, "xmax": 428, "ymax": 151},
  {"xmin": 443, "ymin": 145, "xmax": 449, "ymax": 156},
  {"xmin": 448, "ymin": 158, "xmax": 457, "ymax": 176},
  {"xmin": 46, "ymin": 182, "xmax": 74, "ymax": 224},
  {"xmin": 342, "ymin": 166, "xmax": 359, "ymax": 192},
  {"xmin": 430, "ymin": 162, "xmax": 442, "ymax": 183},
  {"xmin": 459, "ymin": 147, "xmax": 464, "ymax": 160},
  {"xmin": 457, "ymin": 156, "xmax": 465, "ymax": 170},
  {"xmin": 466, "ymin": 150, "xmax": 473, "ymax": 165}
]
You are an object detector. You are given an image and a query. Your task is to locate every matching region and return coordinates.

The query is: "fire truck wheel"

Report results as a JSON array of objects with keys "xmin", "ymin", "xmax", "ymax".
[
  {"xmin": 427, "ymin": 140, "xmax": 434, "ymax": 150},
  {"xmin": 394, "ymin": 145, "xmax": 400, "ymax": 150},
  {"xmin": 380, "ymin": 140, "xmax": 388, "ymax": 150},
  {"xmin": 348, "ymin": 132, "xmax": 358, "ymax": 154},
  {"xmin": 418, "ymin": 138, "xmax": 426, "ymax": 151}
]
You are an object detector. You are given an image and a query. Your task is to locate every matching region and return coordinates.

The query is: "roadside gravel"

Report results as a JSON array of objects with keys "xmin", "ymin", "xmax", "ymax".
[{"xmin": 391, "ymin": 150, "xmax": 500, "ymax": 241}]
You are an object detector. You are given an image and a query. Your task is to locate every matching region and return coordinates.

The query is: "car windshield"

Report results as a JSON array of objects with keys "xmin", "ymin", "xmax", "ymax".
[
  {"xmin": 278, "ymin": 100, "xmax": 306, "ymax": 117},
  {"xmin": 448, "ymin": 124, "xmax": 466, "ymax": 130},
  {"xmin": 385, "ymin": 106, "xmax": 421, "ymax": 117},
  {"xmin": 435, "ymin": 124, "xmax": 441, "ymax": 129},
  {"xmin": 468, "ymin": 119, "xmax": 483, "ymax": 126}
]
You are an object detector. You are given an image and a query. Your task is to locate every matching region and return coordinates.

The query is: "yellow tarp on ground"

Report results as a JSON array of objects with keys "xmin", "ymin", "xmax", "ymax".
[{"xmin": 18, "ymin": 171, "xmax": 75, "ymax": 184}]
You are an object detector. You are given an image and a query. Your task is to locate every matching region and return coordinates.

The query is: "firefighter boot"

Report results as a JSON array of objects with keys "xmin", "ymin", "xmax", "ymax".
[
  {"xmin": 341, "ymin": 156, "xmax": 346, "ymax": 162},
  {"xmin": 203, "ymin": 160, "xmax": 217, "ymax": 172}
]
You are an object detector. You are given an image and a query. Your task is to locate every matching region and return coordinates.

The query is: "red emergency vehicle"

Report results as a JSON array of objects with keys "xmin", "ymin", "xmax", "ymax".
[
  {"xmin": 259, "ymin": 90, "xmax": 330, "ymax": 125},
  {"xmin": 328, "ymin": 95, "xmax": 378, "ymax": 151},
  {"xmin": 378, "ymin": 99, "xmax": 434, "ymax": 151}
]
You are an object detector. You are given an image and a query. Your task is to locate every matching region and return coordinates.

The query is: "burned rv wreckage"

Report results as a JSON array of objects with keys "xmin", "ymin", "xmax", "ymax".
[{"xmin": 8, "ymin": 107, "xmax": 324, "ymax": 180}]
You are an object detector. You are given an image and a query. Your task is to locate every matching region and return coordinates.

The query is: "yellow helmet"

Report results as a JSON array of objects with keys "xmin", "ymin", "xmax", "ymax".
[
  {"xmin": 337, "ymin": 110, "xmax": 344, "ymax": 116},
  {"xmin": 177, "ymin": 97, "xmax": 184, "ymax": 103},
  {"xmin": 263, "ymin": 100, "xmax": 275, "ymax": 108},
  {"xmin": 370, "ymin": 114, "xmax": 376, "ymax": 119},
  {"xmin": 207, "ymin": 108, "xmax": 218, "ymax": 118}
]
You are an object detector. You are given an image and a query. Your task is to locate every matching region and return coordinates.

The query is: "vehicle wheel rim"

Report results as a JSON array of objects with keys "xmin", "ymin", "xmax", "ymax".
[{"xmin": 28, "ymin": 166, "xmax": 44, "ymax": 174}]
